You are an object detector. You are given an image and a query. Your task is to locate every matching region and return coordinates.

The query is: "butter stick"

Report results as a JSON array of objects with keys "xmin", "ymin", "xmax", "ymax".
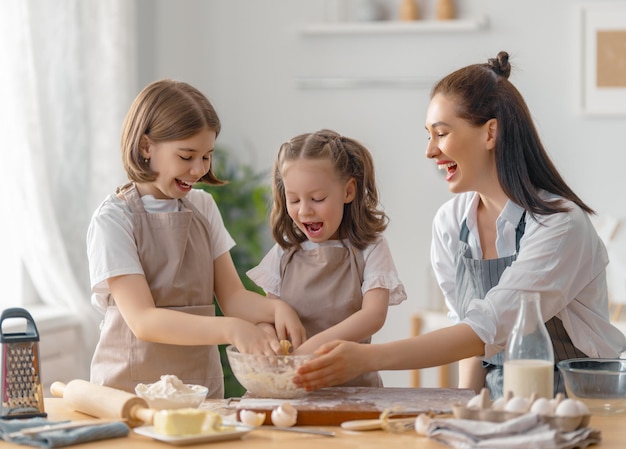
[{"xmin": 153, "ymin": 408, "xmax": 222, "ymax": 436}]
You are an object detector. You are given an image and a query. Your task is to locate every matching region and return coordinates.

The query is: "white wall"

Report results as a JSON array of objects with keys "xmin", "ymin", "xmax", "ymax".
[{"xmin": 137, "ymin": 0, "xmax": 626, "ymax": 387}]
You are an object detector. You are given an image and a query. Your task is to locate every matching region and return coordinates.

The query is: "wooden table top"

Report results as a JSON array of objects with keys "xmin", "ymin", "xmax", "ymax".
[{"xmin": 0, "ymin": 397, "xmax": 623, "ymax": 448}]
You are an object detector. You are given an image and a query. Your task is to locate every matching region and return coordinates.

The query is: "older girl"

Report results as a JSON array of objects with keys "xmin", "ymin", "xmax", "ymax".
[{"xmin": 87, "ymin": 79, "xmax": 305, "ymax": 395}]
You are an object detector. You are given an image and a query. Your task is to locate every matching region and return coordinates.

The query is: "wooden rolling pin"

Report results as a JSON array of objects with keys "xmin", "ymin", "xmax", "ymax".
[{"xmin": 50, "ymin": 380, "xmax": 154, "ymax": 427}]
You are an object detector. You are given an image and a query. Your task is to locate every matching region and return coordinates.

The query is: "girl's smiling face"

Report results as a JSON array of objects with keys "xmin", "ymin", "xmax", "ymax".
[
  {"xmin": 138, "ymin": 128, "xmax": 216, "ymax": 199},
  {"xmin": 281, "ymin": 158, "xmax": 355, "ymax": 242},
  {"xmin": 424, "ymin": 93, "xmax": 497, "ymax": 195}
]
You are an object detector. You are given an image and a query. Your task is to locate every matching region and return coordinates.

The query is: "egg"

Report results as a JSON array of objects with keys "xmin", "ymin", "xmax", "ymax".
[
  {"xmin": 414, "ymin": 413, "xmax": 432, "ymax": 436},
  {"xmin": 466, "ymin": 394, "xmax": 483, "ymax": 409},
  {"xmin": 504, "ymin": 396, "xmax": 530, "ymax": 413},
  {"xmin": 491, "ymin": 397, "xmax": 507, "ymax": 410},
  {"xmin": 530, "ymin": 397, "xmax": 553, "ymax": 416},
  {"xmin": 555, "ymin": 399, "xmax": 583, "ymax": 417},
  {"xmin": 549, "ymin": 397, "xmax": 561, "ymax": 412},
  {"xmin": 575, "ymin": 399, "xmax": 589, "ymax": 415},
  {"xmin": 239, "ymin": 409, "xmax": 265, "ymax": 427},
  {"xmin": 270, "ymin": 402, "xmax": 298, "ymax": 427}
]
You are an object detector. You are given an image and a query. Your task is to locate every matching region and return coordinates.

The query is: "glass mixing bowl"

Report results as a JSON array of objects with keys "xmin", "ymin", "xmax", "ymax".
[
  {"xmin": 226, "ymin": 345, "xmax": 313, "ymax": 399},
  {"xmin": 557, "ymin": 358, "xmax": 626, "ymax": 415}
]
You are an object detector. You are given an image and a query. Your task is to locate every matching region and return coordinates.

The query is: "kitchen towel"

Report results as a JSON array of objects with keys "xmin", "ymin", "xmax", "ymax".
[
  {"xmin": 0, "ymin": 417, "xmax": 129, "ymax": 448},
  {"xmin": 427, "ymin": 413, "xmax": 601, "ymax": 449}
]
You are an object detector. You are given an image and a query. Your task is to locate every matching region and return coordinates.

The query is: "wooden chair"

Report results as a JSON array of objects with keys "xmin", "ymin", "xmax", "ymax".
[
  {"xmin": 610, "ymin": 294, "xmax": 623, "ymax": 322},
  {"xmin": 592, "ymin": 215, "xmax": 626, "ymax": 322},
  {"xmin": 410, "ymin": 311, "xmax": 457, "ymax": 388}
]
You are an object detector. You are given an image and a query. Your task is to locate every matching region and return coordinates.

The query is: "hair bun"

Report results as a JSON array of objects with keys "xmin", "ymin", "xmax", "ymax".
[{"xmin": 487, "ymin": 51, "xmax": 511, "ymax": 79}]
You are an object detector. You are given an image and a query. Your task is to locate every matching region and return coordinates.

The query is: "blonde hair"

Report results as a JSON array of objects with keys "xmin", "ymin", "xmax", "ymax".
[
  {"xmin": 121, "ymin": 79, "xmax": 225, "ymax": 185},
  {"xmin": 271, "ymin": 129, "xmax": 388, "ymax": 250}
]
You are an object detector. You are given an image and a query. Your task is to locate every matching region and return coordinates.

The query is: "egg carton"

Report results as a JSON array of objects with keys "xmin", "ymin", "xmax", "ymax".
[{"xmin": 452, "ymin": 388, "xmax": 590, "ymax": 432}]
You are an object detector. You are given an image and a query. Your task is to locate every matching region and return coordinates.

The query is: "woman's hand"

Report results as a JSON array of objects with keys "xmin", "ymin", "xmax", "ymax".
[
  {"xmin": 272, "ymin": 300, "xmax": 306, "ymax": 350},
  {"xmin": 292, "ymin": 340, "xmax": 370, "ymax": 390}
]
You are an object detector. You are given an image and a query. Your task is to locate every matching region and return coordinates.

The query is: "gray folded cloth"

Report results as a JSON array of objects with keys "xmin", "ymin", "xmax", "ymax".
[
  {"xmin": 427, "ymin": 413, "xmax": 601, "ymax": 449},
  {"xmin": 0, "ymin": 417, "xmax": 129, "ymax": 448}
]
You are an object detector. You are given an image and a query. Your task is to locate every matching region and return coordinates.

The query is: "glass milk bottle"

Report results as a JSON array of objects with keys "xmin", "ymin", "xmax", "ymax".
[{"xmin": 503, "ymin": 292, "xmax": 554, "ymax": 399}]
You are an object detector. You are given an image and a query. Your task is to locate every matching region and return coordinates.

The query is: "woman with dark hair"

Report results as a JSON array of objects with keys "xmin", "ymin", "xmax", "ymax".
[{"xmin": 293, "ymin": 52, "xmax": 626, "ymax": 399}]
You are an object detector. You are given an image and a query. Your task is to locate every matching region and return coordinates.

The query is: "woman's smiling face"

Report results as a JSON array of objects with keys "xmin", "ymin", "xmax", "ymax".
[
  {"xmin": 281, "ymin": 158, "xmax": 355, "ymax": 243},
  {"xmin": 424, "ymin": 93, "xmax": 497, "ymax": 195}
]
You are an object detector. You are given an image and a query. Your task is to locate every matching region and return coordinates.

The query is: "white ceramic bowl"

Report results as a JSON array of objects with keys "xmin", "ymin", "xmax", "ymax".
[
  {"xmin": 135, "ymin": 381, "xmax": 208, "ymax": 410},
  {"xmin": 226, "ymin": 345, "xmax": 313, "ymax": 398}
]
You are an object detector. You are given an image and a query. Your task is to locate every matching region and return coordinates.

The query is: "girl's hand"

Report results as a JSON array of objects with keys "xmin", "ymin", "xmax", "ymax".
[
  {"xmin": 272, "ymin": 300, "xmax": 306, "ymax": 350},
  {"xmin": 231, "ymin": 320, "xmax": 281, "ymax": 355},
  {"xmin": 256, "ymin": 322, "xmax": 279, "ymax": 338},
  {"xmin": 292, "ymin": 340, "xmax": 369, "ymax": 390}
]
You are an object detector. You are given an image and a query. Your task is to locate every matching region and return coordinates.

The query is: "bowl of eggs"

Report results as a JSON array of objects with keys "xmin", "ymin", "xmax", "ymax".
[
  {"xmin": 135, "ymin": 374, "xmax": 208, "ymax": 410},
  {"xmin": 226, "ymin": 345, "xmax": 314, "ymax": 399},
  {"xmin": 557, "ymin": 358, "xmax": 626, "ymax": 416}
]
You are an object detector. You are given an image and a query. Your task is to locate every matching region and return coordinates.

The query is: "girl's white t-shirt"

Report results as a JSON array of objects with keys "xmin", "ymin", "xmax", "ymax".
[
  {"xmin": 86, "ymin": 188, "xmax": 235, "ymax": 314},
  {"xmin": 247, "ymin": 236, "xmax": 407, "ymax": 306}
]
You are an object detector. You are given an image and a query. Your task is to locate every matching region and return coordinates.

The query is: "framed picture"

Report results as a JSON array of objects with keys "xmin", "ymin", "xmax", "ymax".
[{"xmin": 580, "ymin": 3, "xmax": 626, "ymax": 116}]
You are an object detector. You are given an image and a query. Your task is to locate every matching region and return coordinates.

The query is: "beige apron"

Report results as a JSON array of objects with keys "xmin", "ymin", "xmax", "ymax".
[
  {"xmin": 90, "ymin": 183, "xmax": 224, "ymax": 397},
  {"xmin": 280, "ymin": 242, "xmax": 382, "ymax": 387}
]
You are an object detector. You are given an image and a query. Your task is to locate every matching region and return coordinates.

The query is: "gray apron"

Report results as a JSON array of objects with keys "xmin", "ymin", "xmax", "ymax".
[
  {"xmin": 455, "ymin": 213, "xmax": 587, "ymax": 399},
  {"xmin": 279, "ymin": 242, "xmax": 382, "ymax": 387},
  {"xmin": 90, "ymin": 183, "xmax": 224, "ymax": 397}
]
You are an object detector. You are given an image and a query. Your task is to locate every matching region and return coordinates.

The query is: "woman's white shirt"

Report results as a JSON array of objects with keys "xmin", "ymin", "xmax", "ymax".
[
  {"xmin": 431, "ymin": 191, "xmax": 626, "ymax": 359},
  {"xmin": 87, "ymin": 188, "xmax": 235, "ymax": 314}
]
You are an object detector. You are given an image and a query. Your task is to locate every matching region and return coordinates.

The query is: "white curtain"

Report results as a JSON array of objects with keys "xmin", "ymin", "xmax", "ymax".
[{"xmin": 0, "ymin": 0, "xmax": 137, "ymax": 379}]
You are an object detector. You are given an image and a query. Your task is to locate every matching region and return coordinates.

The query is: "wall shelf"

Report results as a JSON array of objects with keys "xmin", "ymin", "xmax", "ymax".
[
  {"xmin": 299, "ymin": 15, "xmax": 489, "ymax": 36},
  {"xmin": 294, "ymin": 76, "xmax": 436, "ymax": 90}
]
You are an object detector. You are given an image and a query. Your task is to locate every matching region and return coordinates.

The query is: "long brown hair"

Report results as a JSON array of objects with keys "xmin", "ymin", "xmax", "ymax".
[
  {"xmin": 431, "ymin": 51, "xmax": 593, "ymax": 216},
  {"xmin": 121, "ymin": 79, "xmax": 225, "ymax": 186},
  {"xmin": 271, "ymin": 129, "xmax": 388, "ymax": 250}
]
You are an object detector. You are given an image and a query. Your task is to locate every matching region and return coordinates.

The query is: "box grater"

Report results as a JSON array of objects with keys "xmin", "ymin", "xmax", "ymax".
[{"xmin": 0, "ymin": 307, "xmax": 46, "ymax": 419}]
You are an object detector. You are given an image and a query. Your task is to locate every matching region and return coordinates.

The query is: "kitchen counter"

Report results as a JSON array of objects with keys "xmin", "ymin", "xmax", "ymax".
[{"xmin": 0, "ymin": 398, "xmax": 624, "ymax": 448}]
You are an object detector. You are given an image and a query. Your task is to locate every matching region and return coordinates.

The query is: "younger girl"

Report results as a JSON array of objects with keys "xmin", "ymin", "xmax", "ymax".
[
  {"xmin": 247, "ymin": 129, "xmax": 406, "ymax": 387},
  {"xmin": 87, "ymin": 79, "xmax": 305, "ymax": 396}
]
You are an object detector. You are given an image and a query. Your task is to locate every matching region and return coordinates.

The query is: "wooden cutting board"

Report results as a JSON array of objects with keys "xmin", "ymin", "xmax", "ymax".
[{"xmin": 233, "ymin": 387, "xmax": 475, "ymax": 426}]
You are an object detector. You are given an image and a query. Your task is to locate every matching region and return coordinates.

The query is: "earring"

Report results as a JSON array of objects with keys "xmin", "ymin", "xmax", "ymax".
[{"xmin": 144, "ymin": 158, "xmax": 149, "ymax": 163}]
